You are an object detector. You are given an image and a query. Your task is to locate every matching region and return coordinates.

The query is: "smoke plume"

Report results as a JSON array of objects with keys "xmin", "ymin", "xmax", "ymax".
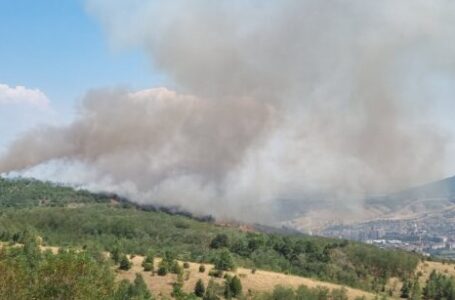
[{"xmin": 2, "ymin": 0, "xmax": 455, "ymax": 224}]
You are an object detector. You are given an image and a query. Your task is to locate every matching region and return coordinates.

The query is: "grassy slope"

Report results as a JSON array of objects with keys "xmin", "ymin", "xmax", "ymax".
[
  {"xmin": 0, "ymin": 177, "xmax": 421, "ymax": 294},
  {"xmin": 118, "ymin": 255, "xmax": 377, "ymax": 299}
]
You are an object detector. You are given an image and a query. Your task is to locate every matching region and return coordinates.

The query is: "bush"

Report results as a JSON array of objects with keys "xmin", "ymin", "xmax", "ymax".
[
  {"xmin": 210, "ymin": 234, "xmax": 229, "ymax": 249},
  {"xmin": 330, "ymin": 287, "xmax": 348, "ymax": 300},
  {"xmin": 208, "ymin": 269, "xmax": 224, "ymax": 278},
  {"xmin": 157, "ymin": 266, "xmax": 168, "ymax": 276},
  {"xmin": 143, "ymin": 262, "xmax": 153, "ymax": 272},
  {"xmin": 272, "ymin": 285, "xmax": 295, "ymax": 299},
  {"xmin": 172, "ymin": 262, "xmax": 183, "ymax": 275},
  {"xmin": 119, "ymin": 255, "xmax": 132, "ymax": 270},
  {"xmin": 142, "ymin": 250, "xmax": 154, "ymax": 265},
  {"xmin": 183, "ymin": 262, "xmax": 190, "ymax": 269},
  {"xmin": 199, "ymin": 264, "xmax": 206, "ymax": 273}
]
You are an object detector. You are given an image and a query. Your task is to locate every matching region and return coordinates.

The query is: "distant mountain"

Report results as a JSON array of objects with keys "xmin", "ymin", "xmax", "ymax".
[
  {"xmin": 286, "ymin": 176, "xmax": 455, "ymax": 233},
  {"xmin": 366, "ymin": 176, "xmax": 455, "ymax": 213}
]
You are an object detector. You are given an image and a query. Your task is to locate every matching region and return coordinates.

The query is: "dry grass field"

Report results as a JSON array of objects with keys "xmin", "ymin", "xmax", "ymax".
[
  {"xmin": 13, "ymin": 243, "xmax": 455, "ymax": 299},
  {"xmin": 417, "ymin": 260, "xmax": 455, "ymax": 282},
  {"xmin": 116, "ymin": 254, "xmax": 377, "ymax": 299},
  {"xmin": 385, "ymin": 259, "xmax": 455, "ymax": 298}
]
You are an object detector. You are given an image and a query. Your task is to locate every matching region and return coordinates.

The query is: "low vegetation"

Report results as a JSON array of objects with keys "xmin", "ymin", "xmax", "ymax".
[{"xmin": 0, "ymin": 178, "xmax": 426, "ymax": 298}]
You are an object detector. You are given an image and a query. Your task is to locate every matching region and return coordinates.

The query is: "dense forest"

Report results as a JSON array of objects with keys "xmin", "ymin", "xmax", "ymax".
[{"xmin": 0, "ymin": 177, "xmax": 425, "ymax": 298}]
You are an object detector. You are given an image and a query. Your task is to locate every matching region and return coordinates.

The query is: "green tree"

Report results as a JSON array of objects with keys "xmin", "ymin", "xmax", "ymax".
[
  {"xmin": 142, "ymin": 250, "xmax": 154, "ymax": 272},
  {"xmin": 203, "ymin": 279, "xmax": 221, "ymax": 300},
  {"xmin": 113, "ymin": 280, "xmax": 133, "ymax": 300},
  {"xmin": 210, "ymin": 234, "xmax": 229, "ymax": 249},
  {"xmin": 129, "ymin": 273, "xmax": 152, "ymax": 300},
  {"xmin": 195, "ymin": 279, "xmax": 205, "ymax": 297},
  {"xmin": 142, "ymin": 250, "xmax": 154, "ymax": 271},
  {"xmin": 214, "ymin": 250, "xmax": 235, "ymax": 271},
  {"xmin": 272, "ymin": 285, "xmax": 295, "ymax": 300},
  {"xmin": 330, "ymin": 287, "xmax": 348, "ymax": 300},
  {"xmin": 401, "ymin": 279, "xmax": 411, "ymax": 299},
  {"xmin": 172, "ymin": 261, "xmax": 184, "ymax": 275},
  {"xmin": 229, "ymin": 276, "xmax": 242, "ymax": 298},
  {"xmin": 410, "ymin": 279, "xmax": 421, "ymax": 300},
  {"xmin": 111, "ymin": 247, "xmax": 121, "ymax": 264}
]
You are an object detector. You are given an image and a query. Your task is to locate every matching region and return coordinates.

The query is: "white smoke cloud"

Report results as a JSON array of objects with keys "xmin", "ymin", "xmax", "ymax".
[{"xmin": 2, "ymin": 0, "xmax": 455, "ymax": 224}]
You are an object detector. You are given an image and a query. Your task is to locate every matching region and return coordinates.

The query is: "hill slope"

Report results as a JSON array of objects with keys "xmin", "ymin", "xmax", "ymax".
[
  {"xmin": 0, "ymin": 177, "xmax": 421, "ymax": 295},
  {"xmin": 367, "ymin": 175, "xmax": 455, "ymax": 213}
]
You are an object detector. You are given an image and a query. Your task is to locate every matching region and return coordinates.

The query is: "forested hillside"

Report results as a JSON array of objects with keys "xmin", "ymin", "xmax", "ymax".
[{"xmin": 0, "ymin": 178, "xmax": 421, "ymax": 296}]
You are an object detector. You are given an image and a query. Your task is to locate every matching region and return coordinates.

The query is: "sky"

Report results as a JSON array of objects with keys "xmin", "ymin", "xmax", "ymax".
[
  {"xmin": 1, "ymin": 1, "xmax": 455, "ymax": 168},
  {"xmin": 0, "ymin": 0, "xmax": 166, "ymax": 151}
]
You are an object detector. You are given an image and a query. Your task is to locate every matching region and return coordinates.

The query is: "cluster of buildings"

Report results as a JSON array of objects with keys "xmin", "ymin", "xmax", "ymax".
[{"xmin": 321, "ymin": 220, "xmax": 455, "ymax": 258}]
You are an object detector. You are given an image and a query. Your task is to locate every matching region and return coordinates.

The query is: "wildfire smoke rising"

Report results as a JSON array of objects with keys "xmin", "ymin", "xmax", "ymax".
[{"xmin": 1, "ymin": 0, "xmax": 454, "ymax": 223}]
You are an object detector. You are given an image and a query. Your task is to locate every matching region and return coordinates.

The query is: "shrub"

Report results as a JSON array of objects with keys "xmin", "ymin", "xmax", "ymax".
[
  {"xmin": 143, "ymin": 262, "xmax": 153, "ymax": 272},
  {"xmin": 330, "ymin": 287, "xmax": 348, "ymax": 300},
  {"xmin": 157, "ymin": 266, "xmax": 168, "ymax": 276},
  {"xmin": 208, "ymin": 269, "xmax": 224, "ymax": 278},
  {"xmin": 183, "ymin": 262, "xmax": 190, "ymax": 269},
  {"xmin": 142, "ymin": 250, "xmax": 154, "ymax": 265},
  {"xmin": 199, "ymin": 264, "xmax": 206, "ymax": 273},
  {"xmin": 171, "ymin": 262, "xmax": 183, "ymax": 275},
  {"xmin": 119, "ymin": 255, "xmax": 132, "ymax": 270},
  {"xmin": 210, "ymin": 234, "xmax": 229, "ymax": 249}
]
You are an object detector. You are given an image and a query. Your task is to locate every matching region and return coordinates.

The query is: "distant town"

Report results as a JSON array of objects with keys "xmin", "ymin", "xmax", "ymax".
[{"xmin": 319, "ymin": 211, "xmax": 455, "ymax": 259}]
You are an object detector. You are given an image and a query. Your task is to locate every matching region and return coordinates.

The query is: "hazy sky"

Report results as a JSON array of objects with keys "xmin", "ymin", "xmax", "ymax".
[
  {"xmin": 2, "ymin": 1, "xmax": 455, "ymax": 175},
  {"xmin": 0, "ymin": 0, "xmax": 167, "ymax": 151}
]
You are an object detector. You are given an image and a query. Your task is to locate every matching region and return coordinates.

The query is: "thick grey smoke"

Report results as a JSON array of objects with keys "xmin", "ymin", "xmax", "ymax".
[{"xmin": 2, "ymin": 0, "xmax": 455, "ymax": 225}]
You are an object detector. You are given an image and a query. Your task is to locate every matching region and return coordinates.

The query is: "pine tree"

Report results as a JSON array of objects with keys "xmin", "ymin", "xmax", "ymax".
[
  {"xmin": 129, "ymin": 273, "xmax": 152, "ymax": 299},
  {"xmin": 229, "ymin": 276, "xmax": 242, "ymax": 298},
  {"xmin": 195, "ymin": 279, "xmax": 205, "ymax": 297},
  {"xmin": 400, "ymin": 279, "xmax": 410, "ymax": 299},
  {"xmin": 410, "ymin": 279, "xmax": 421, "ymax": 300},
  {"xmin": 203, "ymin": 279, "xmax": 221, "ymax": 300},
  {"xmin": 142, "ymin": 250, "xmax": 154, "ymax": 272},
  {"xmin": 111, "ymin": 247, "xmax": 121, "ymax": 264}
]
